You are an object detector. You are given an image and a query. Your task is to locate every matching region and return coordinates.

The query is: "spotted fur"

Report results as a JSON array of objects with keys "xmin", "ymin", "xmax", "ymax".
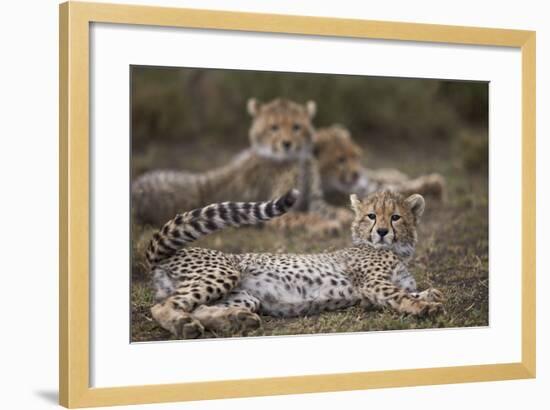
[{"xmin": 149, "ymin": 190, "xmax": 444, "ymax": 339}]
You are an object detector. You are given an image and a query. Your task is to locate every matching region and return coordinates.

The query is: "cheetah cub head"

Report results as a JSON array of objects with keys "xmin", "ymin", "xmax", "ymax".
[
  {"xmin": 314, "ymin": 124, "xmax": 364, "ymax": 194},
  {"xmin": 247, "ymin": 98, "xmax": 317, "ymax": 161},
  {"xmin": 350, "ymin": 190, "xmax": 425, "ymax": 259}
]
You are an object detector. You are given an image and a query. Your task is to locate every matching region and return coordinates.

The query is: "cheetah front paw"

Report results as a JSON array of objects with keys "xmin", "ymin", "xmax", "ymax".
[
  {"xmin": 415, "ymin": 288, "xmax": 445, "ymax": 303},
  {"xmin": 174, "ymin": 315, "xmax": 205, "ymax": 339},
  {"xmin": 400, "ymin": 298, "xmax": 443, "ymax": 317},
  {"xmin": 227, "ymin": 308, "xmax": 262, "ymax": 332}
]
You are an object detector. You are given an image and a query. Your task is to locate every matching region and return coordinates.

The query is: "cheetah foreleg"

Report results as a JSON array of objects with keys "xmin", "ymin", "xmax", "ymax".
[
  {"xmin": 361, "ymin": 279, "xmax": 443, "ymax": 316},
  {"xmin": 411, "ymin": 288, "xmax": 445, "ymax": 303}
]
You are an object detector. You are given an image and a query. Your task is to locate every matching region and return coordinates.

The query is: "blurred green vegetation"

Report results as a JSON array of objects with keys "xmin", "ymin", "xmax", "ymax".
[{"xmin": 131, "ymin": 66, "xmax": 488, "ymax": 155}]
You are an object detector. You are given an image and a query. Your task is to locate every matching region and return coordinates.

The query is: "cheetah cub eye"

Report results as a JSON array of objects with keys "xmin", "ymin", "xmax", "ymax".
[
  {"xmin": 367, "ymin": 213, "xmax": 376, "ymax": 220},
  {"xmin": 391, "ymin": 214, "xmax": 401, "ymax": 221}
]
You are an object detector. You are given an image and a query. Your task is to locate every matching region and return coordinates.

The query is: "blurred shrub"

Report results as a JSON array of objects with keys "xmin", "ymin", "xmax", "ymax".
[
  {"xmin": 438, "ymin": 81, "xmax": 488, "ymax": 128},
  {"xmin": 131, "ymin": 66, "xmax": 488, "ymax": 151},
  {"xmin": 460, "ymin": 130, "xmax": 489, "ymax": 172}
]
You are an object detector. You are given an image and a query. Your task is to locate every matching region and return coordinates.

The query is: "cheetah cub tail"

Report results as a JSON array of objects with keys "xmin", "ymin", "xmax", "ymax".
[{"xmin": 145, "ymin": 189, "xmax": 300, "ymax": 266}]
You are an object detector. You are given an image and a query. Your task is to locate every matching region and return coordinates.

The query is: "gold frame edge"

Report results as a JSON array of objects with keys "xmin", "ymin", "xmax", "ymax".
[{"xmin": 59, "ymin": 1, "xmax": 536, "ymax": 407}]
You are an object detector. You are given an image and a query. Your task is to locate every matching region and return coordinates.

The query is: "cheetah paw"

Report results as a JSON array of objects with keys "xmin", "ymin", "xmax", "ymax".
[
  {"xmin": 228, "ymin": 308, "xmax": 262, "ymax": 332},
  {"xmin": 418, "ymin": 288, "xmax": 445, "ymax": 303},
  {"xmin": 419, "ymin": 301, "xmax": 444, "ymax": 316},
  {"xmin": 174, "ymin": 316, "xmax": 205, "ymax": 339}
]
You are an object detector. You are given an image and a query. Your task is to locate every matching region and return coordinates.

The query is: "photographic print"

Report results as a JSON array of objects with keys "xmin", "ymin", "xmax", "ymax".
[
  {"xmin": 60, "ymin": 5, "xmax": 535, "ymax": 405},
  {"xmin": 130, "ymin": 66, "xmax": 489, "ymax": 342}
]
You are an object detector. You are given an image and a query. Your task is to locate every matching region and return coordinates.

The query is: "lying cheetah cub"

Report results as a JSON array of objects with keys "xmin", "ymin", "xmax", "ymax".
[{"xmin": 148, "ymin": 190, "xmax": 443, "ymax": 339}]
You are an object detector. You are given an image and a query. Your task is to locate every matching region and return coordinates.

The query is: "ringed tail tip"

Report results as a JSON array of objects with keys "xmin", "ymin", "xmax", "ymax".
[{"xmin": 280, "ymin": 189, "xmax": 300, "ymax": 209}]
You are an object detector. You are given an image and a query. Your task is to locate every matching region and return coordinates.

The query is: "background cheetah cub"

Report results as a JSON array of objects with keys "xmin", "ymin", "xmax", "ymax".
[
  {"xmin": 315, "ymin": 124, "xmax": 447, "ymax": 203},
  {"xmin": 132, "ymin": 98, "xmax": 350, "ymax": 235},
  {"xmin": 147, "ymin": 190, "xmax": 443, "ymax": 339}
]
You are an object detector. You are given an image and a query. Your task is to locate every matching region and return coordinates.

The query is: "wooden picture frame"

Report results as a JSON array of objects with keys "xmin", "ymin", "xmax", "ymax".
[{"xmin": 59, "ymin": 1, "xmax": 536, "ymax": 407}]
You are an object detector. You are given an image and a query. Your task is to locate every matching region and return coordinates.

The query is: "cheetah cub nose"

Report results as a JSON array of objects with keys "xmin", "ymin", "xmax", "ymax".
[{"xmin": 377, "ymin": 228, "xmax": 389, "ymax": 237}]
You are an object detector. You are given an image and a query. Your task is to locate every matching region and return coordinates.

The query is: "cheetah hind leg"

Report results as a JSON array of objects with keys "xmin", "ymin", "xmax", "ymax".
[
  {"xmin": 362, "ymin": 280, "xmax": 443, "ymax": 317},
  {"xmin": 396, "ymin": 173, "xmax": 447, "ymax": 202},
  {"xmin": 150, "ymin": 256, "xmax": 244, "ymax": 339},
  {"xmin": 150, "ymin": 299, "xmax": 205, "ymax": 339},
  {"xmin": 192, "ymin": 290, "xmax": 262, "ymax": 336}
]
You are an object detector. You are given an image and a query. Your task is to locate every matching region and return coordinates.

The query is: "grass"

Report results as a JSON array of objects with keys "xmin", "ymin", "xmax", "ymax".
[{"xmin": 131, "ymin": 140, "xmax": 488, "ymax": 342}]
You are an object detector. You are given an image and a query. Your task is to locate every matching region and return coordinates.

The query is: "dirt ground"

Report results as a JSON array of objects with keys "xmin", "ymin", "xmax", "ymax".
[{"xmin": 130, "ymin": 141, "xmax": 489, "ymax": 342}]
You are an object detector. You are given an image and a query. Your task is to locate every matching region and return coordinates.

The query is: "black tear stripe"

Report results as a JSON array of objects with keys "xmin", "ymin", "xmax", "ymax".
[{"xmin": 145, "ymin": 189, "xmax": 298, "ymax": 267}]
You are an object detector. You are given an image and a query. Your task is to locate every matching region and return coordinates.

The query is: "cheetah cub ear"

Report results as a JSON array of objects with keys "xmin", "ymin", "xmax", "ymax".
[
  {"xmin": 306, "ymin": 100, "xmax": 317, "ymax": 119},
  {"xmin": 350, "ymin": 194, "xmax": 362, "ymax": 214},
  {"xmin": 405, "ymin": 194, "xmax": 425, "ymax": 222},
  {"xmin": 247, "ymin": 98, "xmax": 260, "ymax": 117}
]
